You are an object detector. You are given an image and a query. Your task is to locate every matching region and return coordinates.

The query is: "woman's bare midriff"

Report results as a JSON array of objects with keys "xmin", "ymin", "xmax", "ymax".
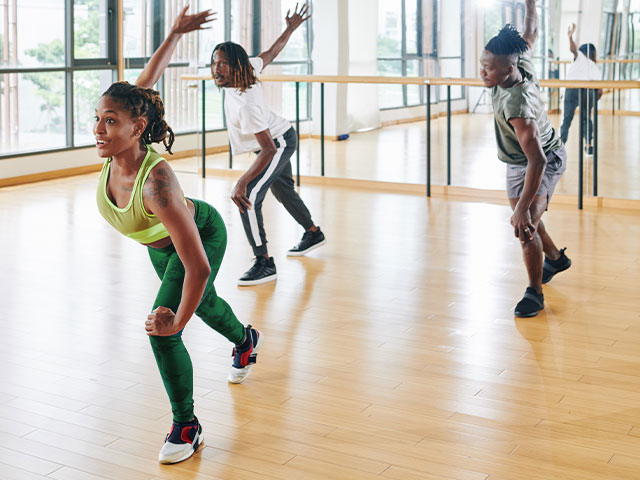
[{"xmin": 143, "ymin": 198, "xmax": 196, "ymax": 249}]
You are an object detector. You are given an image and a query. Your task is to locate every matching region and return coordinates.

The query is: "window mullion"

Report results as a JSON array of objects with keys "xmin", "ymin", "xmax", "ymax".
[{"xmin": 66, "ymin": 0, "xmax": 74, "ymax": 148}]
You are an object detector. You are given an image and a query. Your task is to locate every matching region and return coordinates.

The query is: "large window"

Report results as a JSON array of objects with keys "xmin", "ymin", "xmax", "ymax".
[
  {"xmin": 0, "ymin": 0, "xmax": 313, "ymax": 158},
  {"xmin": 260, "ymin": 1, "xmax": 313, "ymax": 120},
  {"xmin": 377, "ymin": 0, "xmax": 464, "ymax": 109}
]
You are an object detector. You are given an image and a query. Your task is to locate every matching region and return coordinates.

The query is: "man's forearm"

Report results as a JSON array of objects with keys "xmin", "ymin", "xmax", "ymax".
[
  {"xmin": 518, "ymin": 157, "xmax": 545, "ymax": 211},
  {"xmin": 523, "ymin": 0, "xmax": 538, "ymax": 46},
  {"xmin": 136, "ymin": 32, "xmax": 181, "ymax": 88},
  {"xmin": 260, "ymin": 29, "xmax": 294, "ymax": 68}
]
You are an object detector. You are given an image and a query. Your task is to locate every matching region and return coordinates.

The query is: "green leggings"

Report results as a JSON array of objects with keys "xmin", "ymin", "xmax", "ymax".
[{"xmin": 147, "ymin": 199, "xmax": 245, "ymax": 422}]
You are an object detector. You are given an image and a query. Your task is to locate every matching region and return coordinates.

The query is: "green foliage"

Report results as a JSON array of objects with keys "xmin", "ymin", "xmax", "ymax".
[
  {"xmin": 24, "ymin": 0, "xmax": 101, "ymax": 133},
  {"xmin": 74, "ymin": 0, "xmax": 100, "ymax": 58},
  {"xmin": 377, "ymin": 35, "xmax": 400, "ymax": 58}
]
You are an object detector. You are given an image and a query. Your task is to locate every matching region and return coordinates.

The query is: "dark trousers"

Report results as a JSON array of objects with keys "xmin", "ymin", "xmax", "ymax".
[
  {"xmin": 560, "ymin": 88, "xmax": 598, "ymax": 145},
  {"xmin": 240, "ymin": 127, "xmax": 314, "ymax": 257}
]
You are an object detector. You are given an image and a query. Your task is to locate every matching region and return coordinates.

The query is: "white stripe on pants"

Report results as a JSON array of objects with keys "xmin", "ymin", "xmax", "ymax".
[{"xmin": 246, "ymin": 135, "xmax": 286, "ymax": 247}]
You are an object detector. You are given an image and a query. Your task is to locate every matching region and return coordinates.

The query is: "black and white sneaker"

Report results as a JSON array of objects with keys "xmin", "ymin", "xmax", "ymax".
[
  {"xmin": 287, "ymin": 228, "xmax": 326, "ymax": 256},
  {"xmin": 238, "ymin": 256, "xmax": 277, "ymax": 286}
]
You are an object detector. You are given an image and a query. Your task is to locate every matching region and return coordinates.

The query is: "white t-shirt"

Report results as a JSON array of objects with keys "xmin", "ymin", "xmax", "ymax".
[
  {"xmin": 223, "ymin": 57, "xmax": 291, "ymax": 154},
  {"xmin": 566, "ymin": 51, "xmax": 602, "ymax": 81}
]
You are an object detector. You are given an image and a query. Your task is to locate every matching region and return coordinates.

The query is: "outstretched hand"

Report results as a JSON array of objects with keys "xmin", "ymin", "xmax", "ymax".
[
  {"xmin": 170, "ymin": 5, "xmax": 216, "ymax": 36},
  {"xmin": 285, "ymin": 3, "xmax": 311, "ymax": 32},
  {"xmin": 568, "ymin": 23, "xmax": 576, "ymax": 36}
]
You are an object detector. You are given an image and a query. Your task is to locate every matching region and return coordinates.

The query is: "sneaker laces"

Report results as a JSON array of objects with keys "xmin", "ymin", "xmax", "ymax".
[{"xmin": 245, "ymin": 257, "xmax": 267, "ymax": 275}]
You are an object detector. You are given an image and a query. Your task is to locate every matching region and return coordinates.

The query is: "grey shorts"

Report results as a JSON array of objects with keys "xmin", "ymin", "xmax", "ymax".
[{"xmin": 506, "ymin": 147, "xmax": 567, "ymax": 201}]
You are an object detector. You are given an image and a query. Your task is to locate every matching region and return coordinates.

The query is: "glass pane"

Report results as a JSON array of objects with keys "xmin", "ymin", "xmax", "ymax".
[
  {"xmin": 440, "ymin": 0, "xmax": 461, "ymax": 57},
  {"xmin": 123, "ymin": 0, "xmax": 150, "ymax": 58},
  {"xmin": 261, "ymin": 1, "xmax": 310, "ymax": 62},
  {"xmin": 377, "ymin": 59, "xmax": 403, "ymax": 108},
  {"xmin": 276, "ymin": 63, "xmax": 310, "ymax": 120},
  {"xmin": 74, "ymin": 70, "xmax": 114, "ymax": 146},
  {"xmin": 198, "ymin": 0, "xmax": 225, "ymax": 67},
  {"xmin": 439, "ymin": 58, "xmax": 462, "ymax": 99},
  {"xmin": 200, "ymin": 68, "xmax": 224, "ymax": 131},
  {"xmin": 484, "ymin": 8, "xmax": 503, "ymax": 45},
  {"xmin": 0, "ymin": 72, "xmax": 66, "ymax": 155},
  {"xmin": 75, "ymin": 0, "xmax": 109, "ymax": 59},
  {"xmin": 163, "ymin": 66, "xmax": 199, "ymax": 133},
  {"xmin": 1, "ymin": 0, "xmax": 65, "ymax": 68},
  {"xmin": 407, "ymin": 59, "xmax": 421, "ymax": 105},
  {"xmin": 231, "ymin": 0, "xmax": 253, "ymax": 50},
  {"xmin": 378, "ymin": 0, "xmax": 402, "ymax": 57},
  {"xmin": 406, "ymin": 0, "xmax": 418, "ymax": 55}
]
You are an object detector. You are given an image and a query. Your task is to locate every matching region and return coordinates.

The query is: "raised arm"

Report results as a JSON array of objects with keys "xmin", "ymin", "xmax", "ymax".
[
  {"xmin": 567, "ymin": 23, "xmax": 578, "ymax": 60},
  {"xmin": 522, "ymin": 0, "xmax": 539, "ymax": 53},
  {"xmin": 136, "ymin": 7, "xmax": 215, "ymax": 88},
  {"xmin": 258, "ymin": 3, "xmax": 311, "ymax": 69}
]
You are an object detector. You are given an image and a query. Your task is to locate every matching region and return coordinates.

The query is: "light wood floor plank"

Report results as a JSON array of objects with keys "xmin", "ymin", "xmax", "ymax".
[{"xmin": 1, "ymin": 170, "xmax": 640, "ymax": 479}]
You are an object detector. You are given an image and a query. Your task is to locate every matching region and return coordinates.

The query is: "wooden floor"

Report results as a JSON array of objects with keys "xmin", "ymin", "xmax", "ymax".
[
  {"xmin": 1, "ymin": 168, "xmax": 640, "ymax": 479},
  {"xmin": 174, "ymin": 110, "xmax": 640, "ymax": 201}
]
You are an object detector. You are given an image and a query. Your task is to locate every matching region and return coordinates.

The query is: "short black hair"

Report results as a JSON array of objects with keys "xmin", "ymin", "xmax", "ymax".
[
  {"xmin": 485, "ymin": 24, "xmax": 529, "ymax": 57},
  {"xmin": 579, "ymin": 43, "xmax": 597, "ymax": 58}
]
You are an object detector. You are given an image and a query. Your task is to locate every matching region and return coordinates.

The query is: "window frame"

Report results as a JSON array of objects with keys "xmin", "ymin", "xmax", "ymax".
[{"xmin": 377, "ymin": 0, "xmax": 466, "ymax": 111}]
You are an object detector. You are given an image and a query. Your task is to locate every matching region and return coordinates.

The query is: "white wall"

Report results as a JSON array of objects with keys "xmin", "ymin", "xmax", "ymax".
[
  {"xmin": 347, "ymin": 0, "xmax": 381, "ymax": 132},
  {"xmin": 310, "ymin": 0, "xmax": 349, "ymax": 138}
]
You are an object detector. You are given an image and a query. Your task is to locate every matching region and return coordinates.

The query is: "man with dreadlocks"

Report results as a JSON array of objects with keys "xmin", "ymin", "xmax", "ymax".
[
  {"xmin": 211, "ymin": 3, "xmax": 326, "ymax": 286},
  {"xmin": 480, "ymin": 0, "xmax": 571, "ymax": 317}
]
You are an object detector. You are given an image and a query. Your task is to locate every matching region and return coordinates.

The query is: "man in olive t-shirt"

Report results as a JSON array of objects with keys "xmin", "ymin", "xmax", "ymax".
[{"xmin": 479, "ymin": 0, "xmax": 571, "ymax": 317}]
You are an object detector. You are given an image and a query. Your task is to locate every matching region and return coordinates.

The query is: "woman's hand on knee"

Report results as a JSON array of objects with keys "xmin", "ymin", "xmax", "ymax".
[{"xmin": 146, "ymin": 306, "xmax": 179, "ymax": 336}]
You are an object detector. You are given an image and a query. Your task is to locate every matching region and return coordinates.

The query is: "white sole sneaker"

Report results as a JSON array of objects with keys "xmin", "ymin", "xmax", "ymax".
[
  {"xmin": 158, "ymin": 431, "xmax": 203, "ymax": 464},
  {"xmin": 228, "ymin": 330, "xmax": 264, "ymax": 384},
  {"xmin": 286, "ymin": 238, "xmax": 327, "ymax": 257},
  {"xmin": 237, "ymin": 273, "xmax": 277, "ymax": 286}
]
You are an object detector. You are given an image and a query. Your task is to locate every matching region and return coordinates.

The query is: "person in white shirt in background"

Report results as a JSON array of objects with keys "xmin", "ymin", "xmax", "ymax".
[
  {"xmin": 559, "ymin": 23, "xmax": 603, "ymax": 154},
  {"xmin": 210, "ymin": 3, "xmax": 326, "ymax": 286}
]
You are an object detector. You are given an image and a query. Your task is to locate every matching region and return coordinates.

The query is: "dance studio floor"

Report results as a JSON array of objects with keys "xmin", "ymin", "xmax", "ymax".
[{"xmin": 1, "ymin": 167, "xmax": 640, "ymax": 479}]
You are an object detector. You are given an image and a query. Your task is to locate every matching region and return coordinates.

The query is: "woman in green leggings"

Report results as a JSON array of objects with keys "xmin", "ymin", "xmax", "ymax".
[{"xmin": 94, "ymin": 7, "xmax": 262, "ymax": 464}]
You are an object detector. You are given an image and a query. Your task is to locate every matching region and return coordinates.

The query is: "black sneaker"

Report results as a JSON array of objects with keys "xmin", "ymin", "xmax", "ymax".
[
  {"xmin": 238, "ymin": 256, "xmax": 276, "ymax": 286},
  {"xmin": 158, "ymin": 416, "xmax": 203, "ymax": 464},
  {"xmin": 287, "ymin": 228, "xmax": 326, "ymax": 256},
  {"xmin": 542, "ymin": 247, "xmax": 571, "ymax": 284},
  {"xmin": 514, "ymin": 287, "xmax": 544, "ymax": 318}
]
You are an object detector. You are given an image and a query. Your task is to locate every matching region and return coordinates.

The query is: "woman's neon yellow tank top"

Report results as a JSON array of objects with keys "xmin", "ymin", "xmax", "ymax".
[{"xmin": 96, "ymin": 145, "xmax": 178, "ymax": 244}]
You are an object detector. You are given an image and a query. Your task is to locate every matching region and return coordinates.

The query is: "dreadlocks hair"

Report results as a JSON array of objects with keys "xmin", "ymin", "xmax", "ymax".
[
  {"xmin": 101, "ymin": 82, "xmax": 175, "ymax": 154},
  {"xmin": 485, "ymin": 24, "xmax": 529, "ymax": 59},
  {"xmin": 212, "ymin": 41, "xmax": 258, "ymax": 93}
]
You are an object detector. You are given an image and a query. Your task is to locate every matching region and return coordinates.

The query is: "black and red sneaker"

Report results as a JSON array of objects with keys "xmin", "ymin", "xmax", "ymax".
[
  {"xmin": 228, "ymin": 325, "xmax": 263, "ymax": 384},
  {"xmin": 158, "ymin": 416, "xmax": 203, "ymax": 464}
]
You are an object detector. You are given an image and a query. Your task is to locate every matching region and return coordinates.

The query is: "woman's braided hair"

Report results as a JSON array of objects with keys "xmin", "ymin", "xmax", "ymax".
[
  {"xmin": 485, "ymin": 24, "xmax": 529, "ymax": 57},
  {"xmin": 101, "ymin": 82, "xmax": 175, "ymax": 154},
  {"xmin": 212, "ymin": 41, "xmax": 257, "ymax": 93}
]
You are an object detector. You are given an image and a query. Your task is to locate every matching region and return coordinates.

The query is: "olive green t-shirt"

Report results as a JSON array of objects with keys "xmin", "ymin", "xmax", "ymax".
[{"xmin": 491, "ymin": 53, "xmax": 563, "ymax": 165}]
